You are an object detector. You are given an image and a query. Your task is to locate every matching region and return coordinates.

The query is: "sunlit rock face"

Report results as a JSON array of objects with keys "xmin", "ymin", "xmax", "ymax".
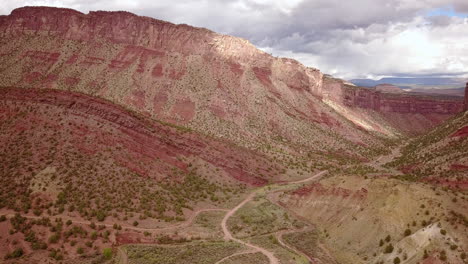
[{"xmin": 0, "ymin": 6, "xmax": 463, "ymax": 153}]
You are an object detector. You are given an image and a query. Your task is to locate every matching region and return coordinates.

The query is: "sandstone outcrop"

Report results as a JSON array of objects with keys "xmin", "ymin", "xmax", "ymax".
[
  {"xmin": 0, "ymin": 6, "xmax": 383, "ymax": 158},
  {"xmin": 0, "ymin": 6, "xmax": 465, "ymax": 153}
]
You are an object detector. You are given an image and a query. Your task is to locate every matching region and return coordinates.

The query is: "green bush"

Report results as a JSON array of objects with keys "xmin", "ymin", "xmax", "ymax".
[
  {"xmin": 5, "ymin": 248, "xmax": 23, "ymax": 259},
  {"xmin": 103, "ymin": 248, "xmax": 112, "ymax": 259},
  {"xmin": 48, "ymin": 233, "xmax": 60, "ymax": 244}
]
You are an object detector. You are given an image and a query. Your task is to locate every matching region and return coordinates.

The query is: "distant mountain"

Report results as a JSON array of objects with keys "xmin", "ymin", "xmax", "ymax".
[{"xmin": 350, "ymin": 77, "xmax": 466, "ymax": 89}]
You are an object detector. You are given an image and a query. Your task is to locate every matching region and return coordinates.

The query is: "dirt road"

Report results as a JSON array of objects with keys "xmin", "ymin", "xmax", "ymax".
[
  {"xmin": 220, "ymin": 170, "xmax": 327, "ymax": 264},
  {"xmin": 276, "ymin": 229, "xmax": 315, "ymax": 263}
]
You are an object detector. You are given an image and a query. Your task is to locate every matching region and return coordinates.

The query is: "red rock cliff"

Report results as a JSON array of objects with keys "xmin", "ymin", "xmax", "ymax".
[
  {"xmin": 321, "ymin": 77, "xmax": 465, "ymax": 135},
  {"xmin": 3, "ymin": 6, "xmax": 371, "ymax": 155},
  {"xmin": 323, "ymin": 77, "xmax": 464, "ymax": 114},
  {"xmin": 0, "ymin": 6, "xmax": 462, "ymax": 148}
]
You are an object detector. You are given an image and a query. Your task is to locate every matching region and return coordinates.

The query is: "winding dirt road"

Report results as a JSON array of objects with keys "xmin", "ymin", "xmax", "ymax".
[
  {"xmin": 2, "ymin": 171, "xmax": 327, "ymax": 264},
  {"xmin": 220, "ymin": 170, "xmax": 327, "ymax": 264},
  {"xmin": 276, "ymin": 229, "xmax": 315, "ymax": 263},
  {"xmin": 214, "ymin": 250, "xmax": 258, "ymax": 264},
  {"xmin": 221, "ymin": 191, "xmax": 280, "ymax": 264},
  {"xmin": 287, "ymin": 170, "xmax": 327, "ymax": 185}
]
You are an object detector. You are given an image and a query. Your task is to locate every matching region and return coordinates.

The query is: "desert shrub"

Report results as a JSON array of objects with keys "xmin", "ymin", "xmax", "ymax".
[
  {"xmin": 439, "ymin": 250, "xmax": 447, "ymax": 261},
  {"xmin": 103, "ymin": 248, "xmax": 112, "ymax": 259},
  {"xmin": 5, "ymin": 248, "xmax": 23, "ymax": 259},
  {"xmin": 423, "ymin": 250, "xmax": 429, "ymax": 258},
  {"xmin": 394, "ymin": 257, "xmax": 400, "ymax": 264},
  {"xmin": 31, "ymin": 241, "xmax": 47, "ymax": 250},
  {"xmin": 440, "ymin": 229, "xmax": 447, "ymax": 235},
  {"xmin": 96, "ymin": 211, "xmax": 106, "ymax": 222},
  {"xmin": 384, "ymin": 244, "xmax": 394, "ymax": 253},
  {"xmin": 49, "ymin": 249, "xmax": 63, "ymax": 260},
  {"xmin": 404, "ymin": 229, "xmax": 411, "ymax": 236},
  {"xmin": 48, "ymin": 233, "xmax": 60, "ymax": 244}
]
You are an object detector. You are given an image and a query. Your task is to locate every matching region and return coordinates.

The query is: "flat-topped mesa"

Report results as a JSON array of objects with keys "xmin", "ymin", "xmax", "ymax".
[
  {"xmin": 0, "ymin": 6, "xmax": 268, "ymax": 64},
  {"xmin": 322, "ymin": 77, "xmax": 464, "ymax": 114},
  {"xmin": 0, "ymin": 6, "xmax": 323, "ymax": 95}
]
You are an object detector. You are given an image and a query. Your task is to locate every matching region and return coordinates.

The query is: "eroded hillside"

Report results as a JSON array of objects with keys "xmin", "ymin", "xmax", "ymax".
[
  {"xmin": 0, "ymin": 6, "xmax": 466, "ymax": 264},
  {"xmin": 0, "ymin": 7, "xmax": 463, "ymax": 163}
]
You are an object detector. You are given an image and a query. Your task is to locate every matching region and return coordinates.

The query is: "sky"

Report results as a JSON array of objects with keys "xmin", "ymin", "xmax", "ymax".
[{"xmin": 1, "ymin": 0, "xmax": 468, "ymax": 80}]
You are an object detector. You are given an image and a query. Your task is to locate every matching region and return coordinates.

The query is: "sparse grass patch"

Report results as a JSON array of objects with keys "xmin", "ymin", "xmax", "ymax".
[
  {"xmin": 227, "ymin": 197, "xmax": 304, "ymax": 238},
  {"xmin": 124, "ymin": 241, "xmax": 244, "ymax": 264}
]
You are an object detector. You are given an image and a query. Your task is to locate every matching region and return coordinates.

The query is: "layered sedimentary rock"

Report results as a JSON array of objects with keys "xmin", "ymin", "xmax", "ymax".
[
  {"xmin": 323, "ymin": 77, "xmax": 464, "ymax": 114},
  {"xmin": 0, "ymin": 6, "xmax": 387, "ymax": 158},
  {"xmin": 0, "ymin": 87, "xmax": 281, "ymax": 185},
  {"xmin": 0, "ymin": 6, "xmax": 465, "ymax": 151},
  {"xmin": 322, "ymin": 77, "xmax": 465, "ymax": 135}
]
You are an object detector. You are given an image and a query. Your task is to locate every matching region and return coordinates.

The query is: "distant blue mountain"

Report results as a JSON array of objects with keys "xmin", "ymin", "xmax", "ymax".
[{"xmin": 349, "ymin": 77, "xmax": 466, "ymax": 88}]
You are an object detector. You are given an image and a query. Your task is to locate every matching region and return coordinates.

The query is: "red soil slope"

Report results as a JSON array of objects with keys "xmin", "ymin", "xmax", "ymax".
[{"xmin": 0, "ymin": 87, "xmax": 282, "ymax": 186}]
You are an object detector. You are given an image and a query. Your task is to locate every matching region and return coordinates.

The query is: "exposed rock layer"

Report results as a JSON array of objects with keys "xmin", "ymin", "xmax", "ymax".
[
  {"xmin": 0, "ymin": 87, "xmax": 281, "ymax": 185},
  {"xmin": 0, "ymin": 6, "xmax": 465, "ymax": 149}
]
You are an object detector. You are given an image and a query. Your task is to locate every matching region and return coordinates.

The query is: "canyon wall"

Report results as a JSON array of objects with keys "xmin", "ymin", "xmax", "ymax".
[
  {"xmin": 0, "ymin": 6, "xmax": 390, "ymax": 157},
  {"xmin": 320, "ymin": 77, "xmax": 465, "ymax": 135},
  {"xmin": 322, "ymin": 77, "xmax": 464, "ymax": 114},
  {"xmin": 0, "ymin": 6, "xmax": 464, "ymax": 154}
]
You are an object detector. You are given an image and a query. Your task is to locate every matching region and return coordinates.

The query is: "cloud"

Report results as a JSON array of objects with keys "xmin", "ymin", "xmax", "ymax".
[{"xmin": 1, "ymin": 0, "xmax": 468, "ymax": 79}]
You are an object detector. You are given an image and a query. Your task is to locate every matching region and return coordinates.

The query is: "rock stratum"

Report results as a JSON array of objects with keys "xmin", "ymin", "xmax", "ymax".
[{"xmin": 0, "ymin": 6, "xmax": 465, "ymax": 159}]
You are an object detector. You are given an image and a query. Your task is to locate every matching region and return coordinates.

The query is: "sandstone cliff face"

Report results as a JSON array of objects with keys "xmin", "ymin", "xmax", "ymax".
[
  {"xmin": 0, "ymin": 6, "xmax": 463, "ymax": 157},
  {"xmin": 0, "ymin": 6, "xmax": 388, "ymax": 159}
]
